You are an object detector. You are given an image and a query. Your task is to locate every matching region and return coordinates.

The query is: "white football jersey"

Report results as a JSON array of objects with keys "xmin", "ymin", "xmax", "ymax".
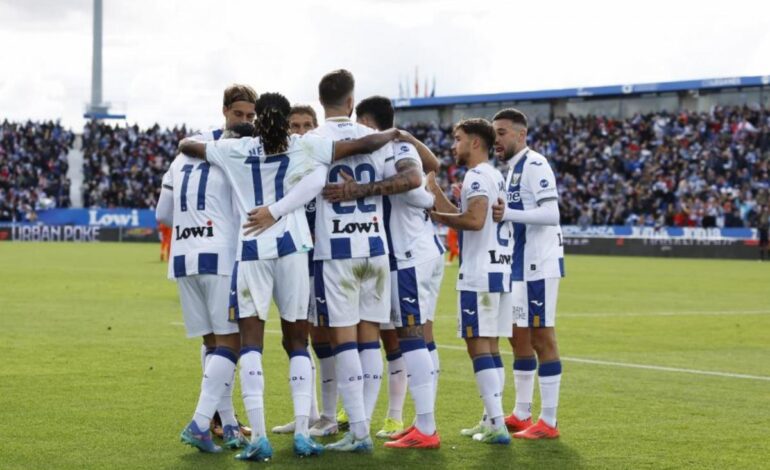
[
  {"xmin": 383, "ymin": 141, "xmax": 444, "ymax": 270},
  {"xmin": 311, "ymin": 118, "xmax": 390, "ymax": 260},
  {"xmin": 457, "ymin": 161, "xmax": 513, "ymax": 293},
  {"xmin": 163, "ymin": 130, "xmax": 237, "ymax": 279},
  {"xmin": 204, "ymin": 133, "xmax": 334, "ymax": 261},
  {"xmin": 504, "ymin": 147, "xmax": 565, "ymax": 281}
]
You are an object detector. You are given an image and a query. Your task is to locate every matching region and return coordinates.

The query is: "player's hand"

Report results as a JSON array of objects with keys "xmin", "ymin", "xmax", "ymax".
[
  {"xmin": 322, "ymin": 171, "xmax": 358, "ymax": 202},
  {"xmin": 243, "ymin": 206, "xmax": 278, "ymax": 237},
  {"xmin": 492, "ymin": 197, "xmax": 506, "ymax": 222},
  {"xmin": 396, "ymin": 129, "xmax": 416, "ymax": 143}
]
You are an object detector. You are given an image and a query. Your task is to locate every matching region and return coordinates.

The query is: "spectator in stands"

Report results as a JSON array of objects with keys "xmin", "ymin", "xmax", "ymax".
[{"xmin": 0, "ymin": 119, "xmax": 73, "ymax": 221}]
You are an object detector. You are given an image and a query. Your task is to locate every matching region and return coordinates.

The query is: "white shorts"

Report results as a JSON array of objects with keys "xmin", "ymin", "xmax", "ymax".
[
  {"xmin": 229, "ymin": 252, "xmax": 309, "ymax": 323},
  {"xmin": 512, "ymin": 278, "xmax": 560, "ymax": 328},
  {"xmin": 313, "ymin": 255, "xmax": 391, "ymax": 327},
  {"xmin": 457, "ymin": 290, "xmax": 513, "ymax": 339},
  {"xmin": 383, "ymin": 256, "xmax": 444, "ymax": 330},
  {"xmin": 177, "ymin": 274, "xmax": 238, "ymax": 338}
]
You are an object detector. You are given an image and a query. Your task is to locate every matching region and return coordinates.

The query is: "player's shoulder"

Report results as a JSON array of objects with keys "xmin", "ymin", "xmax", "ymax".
[
  {"xmin": 393, "ymin": 141, "xmax": 418, "ymax": 158},
  {"xmin": 525, "ymin": 150, "xmax": 549, "ymax": 167}
]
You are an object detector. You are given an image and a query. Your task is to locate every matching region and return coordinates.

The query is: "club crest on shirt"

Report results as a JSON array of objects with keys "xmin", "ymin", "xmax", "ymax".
[{"xmin": 511, "ymin": 173, "xmax": 522, "ymax": 186}]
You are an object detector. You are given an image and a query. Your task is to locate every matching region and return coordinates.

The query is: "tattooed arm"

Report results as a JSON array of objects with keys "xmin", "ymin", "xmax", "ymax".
[{"xmin": 321, "ymin": 158, "xmax": 422, "ymax": 201}]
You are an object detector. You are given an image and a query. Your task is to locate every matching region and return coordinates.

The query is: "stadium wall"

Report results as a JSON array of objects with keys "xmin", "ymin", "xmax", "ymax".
[{"xmin": 1, "ymin": 210, "xmax": 760, "ymax": 259}]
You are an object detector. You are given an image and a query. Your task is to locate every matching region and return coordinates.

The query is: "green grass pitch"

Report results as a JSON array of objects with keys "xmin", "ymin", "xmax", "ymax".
[{"xmin": 1, "ymin": 243, "xmax": 768, "ymax": 469}]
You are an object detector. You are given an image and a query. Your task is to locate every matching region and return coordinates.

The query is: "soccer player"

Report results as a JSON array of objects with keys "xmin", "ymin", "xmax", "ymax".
[
  {"xmin": 427, "ymin": 118, "xmax": 513, "ymax": 445},
  {"xmin": 321, "ymin": 95, "xmax": 443, "ymax": 449},
  {"xmin": 178, "ymin": 92, "xmax": 400, "ymax": 461},
  {"xmin": 491, "ymin": 108, "xmax": 565, "ymax": 439},
  {"xmin": 271, "ymin": 104, "xmax": 336, "ymax": 437},
  {"xmin": 157, "ymin": 84, "xmax": 257, "ymax": 453}
]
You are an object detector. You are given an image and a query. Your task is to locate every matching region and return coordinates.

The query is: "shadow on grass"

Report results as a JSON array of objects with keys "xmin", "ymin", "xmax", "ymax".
[{"xmin": 170, "ymin": 435, "xmax": 583, "ymax": 470}]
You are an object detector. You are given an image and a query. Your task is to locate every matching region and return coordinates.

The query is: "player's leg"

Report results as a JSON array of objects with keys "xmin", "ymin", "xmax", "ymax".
[
  {"xmin": 309, "ymin": 325, "xmax": 340, "ymax": 436},
  {"xmin": 274, "ymin": 253, "xmax": 324, "ymax": 457},
  {"xmin": 384, "ymin": 260, "xmax": 441, "ymax": 449},
  {"xmin": 458, "ymin": 291, "xmax": 509, "ymax": 444},
  {"xmin": 319, "ymin": 259, "xmax": 371, "ymax": 452},
  {"xmin": 378, "ymin": 327, "xmax": 406, "ymax": 438},
  {"xmin": 423, "ymin": 256, "xmax": 443, "ymax": 403},
  {"xmin": 178, "ymin": 276, "xmax": 224, "ymax": 453},
  {"xmin": 231, "ymin": 261, "xmax": 273, "ymax": 461},
  {"xmin": 506, "ymin": 280, "xmax": 536, "ymax": 431},
  {"xmin": 357, "ymin": 255, "xmax": 391, "ymax": 429},
  {"xmin": 514, "ymin": 278, "xmax": 561, "ymax": 440}
]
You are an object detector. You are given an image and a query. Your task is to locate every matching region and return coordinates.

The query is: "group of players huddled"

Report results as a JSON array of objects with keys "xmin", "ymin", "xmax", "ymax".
[{"xmin": 156, "ymin": 69, "xmax": 565, "ymax": 461}]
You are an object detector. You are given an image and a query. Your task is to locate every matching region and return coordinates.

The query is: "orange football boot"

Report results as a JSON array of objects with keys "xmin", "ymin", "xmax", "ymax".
[
  {"xmin": 504, "ymin": 414, "xmax": 533, "ymax": 433},
  {"xmin": 383, "ymin": 427, "xmax": 440, "ymax": 449},
  {"xmin": 513, "ymin": 419, "xmax": 559, "ymax": 439}
]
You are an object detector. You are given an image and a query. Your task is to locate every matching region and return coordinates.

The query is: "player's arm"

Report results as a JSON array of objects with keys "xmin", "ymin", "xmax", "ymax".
[
  {"xmin": 155, "ymin": 186, "xmax": 174, "ymax": 226},
  {"xmin": 426, "ymin": 171, "xmax": 458, "ymax": 214},
  {"xmin": 241, "ymin": 165, "xmax": 327, "ymax": 236},
  {"xmin": 178, "ymin": 139, "xmax": 206, "ymax": 160},
  {"xmin": 321, "ymin": 158, "xmax": 422, "ymax": 201},
  {"xmin": 431, "ymin": 195, "xmax": 487, "ymax": 231},
  {"xmin": 492, "ymin": 198, "xmax": 560, "ymax": 225},
  {"xmin": 332, "ymin": 128, "xmax": 401, "ymax": 161},
  {"xmin": 401, "ymin": 183, "xmax": 435, "ymax": 209},
  {"xmin": 400, "ymin": 130, "xmax": 440, "ymax": 173}
]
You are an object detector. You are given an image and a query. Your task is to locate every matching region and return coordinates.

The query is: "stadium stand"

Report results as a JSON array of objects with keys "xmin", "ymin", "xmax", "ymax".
[
  {"xmin": 81, "ymin": 121, "xmax": 188, "ymax": 209},
  {"xmin": 3, "ymin": 106, "xmax": 769, "ymax": 230},
  {"xmin": 402, "ymin": 107, "xmax": 770, "ymax": 229},
  {"xmin": 0, "ymin": 120, "xmax": 74, "ymax": 222}
]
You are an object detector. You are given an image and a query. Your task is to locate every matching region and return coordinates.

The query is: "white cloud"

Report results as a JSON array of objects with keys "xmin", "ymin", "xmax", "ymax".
[{"xmin": 0, "ymin": 0, "xmax": 768, "ymax": 130}]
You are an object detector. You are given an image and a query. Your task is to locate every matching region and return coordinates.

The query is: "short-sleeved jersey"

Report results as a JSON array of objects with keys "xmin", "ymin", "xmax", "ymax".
[
  {"xmin": 504, "ymin": 147, "xmax": 565, "ymax": 281},
  {"xmin": 204, "ymin": 133, "xmax": 333, "ymax": 261},
  {"xmin": 383, "ymin": 141, "xmax": 444, "ymax": 270},
  {"xmin": 311, "ymin": 118, "xmax": 390, "ymax": 260},
  {"xmin": 457, "ymin": 162, "xmax": 513, "ymax": 292},
  {"xmin": 163, "ymin": 130, "xmax": 237, "ymax": 279}
]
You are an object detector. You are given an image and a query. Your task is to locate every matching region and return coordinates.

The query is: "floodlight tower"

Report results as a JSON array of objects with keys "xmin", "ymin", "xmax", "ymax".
[{"xmin": 85, "ymin": 0, "xmax": 123, "ymax": 119}]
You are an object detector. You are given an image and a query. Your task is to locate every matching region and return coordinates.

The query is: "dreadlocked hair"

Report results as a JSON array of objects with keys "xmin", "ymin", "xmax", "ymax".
[{"xmin": 255, "ymin": 92, "xmax": 291, "ymax": 155}]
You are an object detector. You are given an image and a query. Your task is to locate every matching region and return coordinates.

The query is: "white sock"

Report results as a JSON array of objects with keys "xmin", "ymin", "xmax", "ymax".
[
  {"xmin": 386, "ymin": 351, "xmax": 407, "ymax": 422},
  {"xmin": 240, "ymin": 348, "xmax": 266, "ymax": 440},
  {"xmin": 308, "ymin": 346, "xmax": 320, "ymax": 422},
  {"xmin": 538, "ymin": 361, "xmax": 562, "ymax": 428},
  {"xmin": 334, "ymin": 343, "xmax": 368, "ymax": 438},
  {"xmin": 473, "ymin": 355, "xmax": 504, "ymax": 431},
  {"xmin": 216, "ymin": 370, "xmax": 238, "ymax": 428},
  {"xmin": 313, "ymin": 343, "xmax": 337, "ymax": 421},
  {"xmin": 401, "ymin": 339, "xmax": 436, "ymax": 436},
  {"xmin": 289, "ymin": 352, "xmax": 313, "ymax": 437},
  {"xmin": 513, "ymin": 356, "xmax": 537, "ymax": 420},
  {"xmin": 192, "ymin": 349, "xmax": 236, "ymax": 430},
  {"xmin": 358, "ymin": 342, "xmax": 383, "ymax": 423},
  {"xmin": 200, "ymin": 344, "xmax": 213, "ymax": 374},
  {"xmin": 493, "ymin": 354, "xmax": 505, "ymax": 404},
  {"xmin": 427, "ymin": 342, "xmax": 440, "ymax": 403}
]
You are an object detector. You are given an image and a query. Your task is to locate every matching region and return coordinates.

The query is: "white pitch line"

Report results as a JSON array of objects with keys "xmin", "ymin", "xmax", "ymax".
[
  {"xmin": 435, "ymin": 344, "xmax": 770, "ymax": 382},
  {"xmin": 169, "ymin": 323, "xmax": 770, "ymax": 382},
  {"xmin": 560, "ymin": 309, "xmax": 770, "ymax": 318}
]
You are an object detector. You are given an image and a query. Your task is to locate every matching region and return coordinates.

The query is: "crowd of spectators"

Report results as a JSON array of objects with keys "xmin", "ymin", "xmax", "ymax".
[
  {"xmin": 3, "ymin": 105, "xmax": 770, "ymax": 230},
  {"xmin": 404, "ymin": 105, "xmax": 770, "ymax": 229},
  {"xmin": 81, "ymin": 122, "xmax": 188, "ymax": 208},
  {"xmin": 0, "ymin": 120, "xmax": 73, "ymax": 222}
]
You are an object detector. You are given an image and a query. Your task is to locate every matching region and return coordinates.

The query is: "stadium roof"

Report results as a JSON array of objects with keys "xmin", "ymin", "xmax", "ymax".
[{"xmin": 393, "ymin": 74, "xmax": 770, "ymax": 109}]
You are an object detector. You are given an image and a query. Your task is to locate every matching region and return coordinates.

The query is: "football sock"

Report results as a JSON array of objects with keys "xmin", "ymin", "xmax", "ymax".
[
  {"xmin": 334, "ymin": 342, "xmax": 368, "ymax": 438},
  {"xmin": 313, "ymin": 342, "xmax": 338, "ymax": 421},
  {"xmin": 538, "ymin": 360, "xmax": 562, "ymax": 428},
  {"xmin": 308, "ymin": 346, "xmax": 320, "ymax": 422},
  {"xmin": 289, "ymin": 350, "xmax": 313, "ymax": 437},
  {"xmin": 400, "ymin": 338, "xmax": 436, "ymax": 435},
  {"xmin": 492, "ymin": 353, "xmax": 505, "ymax": 403},
  {"xmin": 473, "ymin": 354, "xmax": 504, "ymax": 431},
  {"xmin": 427, "ymin": 341, "xmax": 440, "ymax": 402},
  {"xmin": 358, "ymin": 341, "xmax": 383, "ymax": 422},
  {"xmin": 240, "ymin": 347, "xmax": 266, "ymax": 440},
  {"xmin": 192, "ymin": 347, "xmax": 237, "ymax": 430},
  {"xmin": 513, "ymin": 356, "xmax": 537, "ymax": 419},
  {"xmin": 385, "ymin": 350, "xmax": 407, "ymax": 422}
]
